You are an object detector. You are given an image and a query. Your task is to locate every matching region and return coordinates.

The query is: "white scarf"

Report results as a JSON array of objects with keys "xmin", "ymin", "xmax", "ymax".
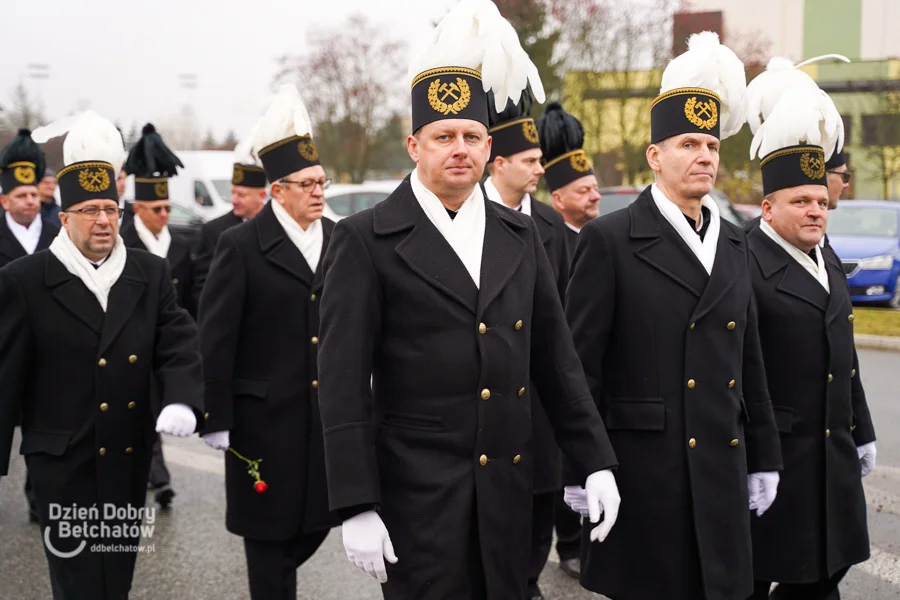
[
  {"xmin": 271, "ymin": 199, "xmax": 323, "ymax": 272},
  {"xmin": 6, "ymin": 212, "xmax": 43, "ymax": 255},
  {"xmin": 133, "ymin": 214, "xmax": 171, "ymax": 258},
  {"xmin": 410, "ymin": 168, "xmax": 486, "ymax": 288},
  {"xmin": 651, "ymin": 183, "xmax": 720, "ymax": 275},
  {"xmin": 484, "ymin": 176, "xmax": 532, "ymax": 216},
  {"xmin": 760, "ymin": 220, "xmax": 830, "ymax": 293},
  {"xmin": 49, "ymin": 227, "xmax": 127, "ymax": 312}
]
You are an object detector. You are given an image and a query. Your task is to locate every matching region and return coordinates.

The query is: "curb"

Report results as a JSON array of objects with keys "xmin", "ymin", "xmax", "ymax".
[{"xmin": 855, "ymin": 334, "xmax": 900, "ymax": 352}]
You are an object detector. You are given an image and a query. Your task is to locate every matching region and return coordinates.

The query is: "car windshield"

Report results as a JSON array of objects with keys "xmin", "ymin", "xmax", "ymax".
[
  {"xmin": 597, "ymin": 193, "xmax": 640, "ymax": 217},
  {"xmin": 168, "ymin": 204, "xmax": 197, "ymax": 225},
  {"xmin": 212, "ymin": 180, "xmax": 232, "ymax": 203},
  {"xmin": 828, "ymin": 206, "xmax": 899, "ymax": 237}
]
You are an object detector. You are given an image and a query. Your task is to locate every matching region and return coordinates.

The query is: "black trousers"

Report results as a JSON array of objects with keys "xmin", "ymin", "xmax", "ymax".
[
  {"xmin": 527, "ymin": 492, "xmax": 556, "ymax": 597},
  {"xmin": 749, "ymin": 567, "xmax": 850, "ymax": 600},
  {"xmin": 147, "ymin": 434, "xmax": 170, "ymax": 489},
  {"xmin": 24, "ymin": 469, "xmax": 37, "ymax": 516},
  {"xmin": 243, "ymin": 530, "xmax": 329, "ymax": 600},
  {"xmin": 553, "ymin": 489, "xmax": 582, "ymax": 561}
]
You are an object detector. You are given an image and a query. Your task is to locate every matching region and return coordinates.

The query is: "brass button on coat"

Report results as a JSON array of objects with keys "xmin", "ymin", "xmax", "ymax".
[
  {"xmin": 848, "ymin": 314, "xmax": 855, "ymax": 322},
  {"xmin": 128, "ymin": 355, "xmax": 137, "ymax": 364},
  {"xmin": 479, "ymin": 455, "xmax": 488, "ymax": 466},
  {"xmin": 99, "ymin": 448, "xmax": 106, "ymax": 456},
  {"xmin": 514, "ymin": 320, "xmax": 523, "ymax": 331},
  {"xmin": 687, "ymin": 379, "xmax": 696, "ymax": 389},
  {"xmin": 481, "ymin": 389, "xmax": 491, "ymax": 401},
  {"xmin": 312, "ymin": 380, "xmax": 319, "ymax": 389},
  {"xmin": 850, "ymin": 425, "xmax": 856, "ymax": 432},
  {"xmin": 730, "ymin": 439, "xmax": 739, "ymax": 447},
  {"xmin": 727, "ymin": 321, "xmax": 736, "ymax": 331},
  {"xmin": 310, "ymin": 294, "xmax": 317, "ymax": 301},
  {"xmin": 688, "ymin": 438, "xmax": 697, "ymax": 449},
  {"xmin": 172, "ymin": 278, "xmax": 179, "ymax": 285},
  {"xmin": 518, "ymin": 387, "xmax": 525, "ymax": 397},
  {"xmin": 513, "ymin": 455, "xmax": 521, "ymax": 465},
  {"xmin": 125, "ymin": 447, "xmax": 133, "ymax": 454},
  {"xmin": 851, "ymin": 369, "xmax": 857, "ymax": 378},
  {"xmin": 204, "ymin": 412, "xmax": 209, "ymax": 419},
  {"xmin": 98, "ymin": 358, "xmax": 107, "ymax": 367},
  {"xmin": 825, "ymin": 429, "xmax": 831, "ymax": 438},
  {"xmin": 128, "ymin": 402, "xmax": 136, "ymax": 409},
  {"xmin": 689, "ymin": 322, "xmax": 696, "ymax": 330},
  {"xmin": 827, "ymin": 374, "xmax": 834, "ymax": 383},
  {"xmin": 100, "ymin": 403, "xmax": 109, "ymax": 412},
  {"xmin": 728, "ymin": 380, "xmax": 735, "ymax": 389},
  {"xmin": 311, "ymin": 336, "xmax": 319, "ymax": 345},
  {"xmin": 478, "ymin": 323, "xmax": 487, "ymax": 334}
]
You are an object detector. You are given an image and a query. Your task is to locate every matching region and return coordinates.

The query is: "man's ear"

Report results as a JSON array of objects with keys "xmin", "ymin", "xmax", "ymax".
[
  {"xmin": 407, "ymin": 135, "xmax": 420, "ymax": 164},
  {"xmin": 646, "ymin": 144, "xmax": 663, "ymax": 175}
]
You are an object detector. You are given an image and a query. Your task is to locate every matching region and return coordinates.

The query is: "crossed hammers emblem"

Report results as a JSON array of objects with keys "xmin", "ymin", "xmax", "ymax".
[{"xmin": 439, "ymin": 82, "xmax": 461, "ymax": 102}]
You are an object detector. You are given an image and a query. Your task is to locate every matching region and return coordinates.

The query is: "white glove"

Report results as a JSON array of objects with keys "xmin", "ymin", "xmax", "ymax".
[
  {"xmin": 748, "ymin": 471, "xmax": 780, "ymax": 517},
  {"xmin": 584, "ymin": 469, "xmax": 621, "ymax": 542},
  {"xmin": 342, "ymin": 510, "xmax": 398, "ymax": 583},
  {"xmin": 155, "ymin": 403, "xmax": 197, "ymax": 437},
  {"xmin": 203, "ymin": 430, "xmax": 230, "ymax": 451},
  {"xmin": 858, "ymin": 442, "xmax": 877, "ymax": 477},
  {"xmin": 564, "ymin": 485, "xmax": 590, "ymax": 518}
]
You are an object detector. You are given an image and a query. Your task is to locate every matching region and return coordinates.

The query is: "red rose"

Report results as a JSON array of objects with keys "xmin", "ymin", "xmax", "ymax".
[{"xmin": 255, "ymin": 481, "xmax": 268, "ymax": 494}]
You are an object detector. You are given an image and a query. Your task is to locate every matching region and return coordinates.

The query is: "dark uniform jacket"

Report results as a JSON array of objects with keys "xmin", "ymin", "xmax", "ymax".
[
  {"xmin": 566, "ymin": 187, "xmax": 782, "ymax": 600},
  {"xmin": 0, "ymin": 214, "xmax": 59, "ymax": 268},
  {"xmin": 318, "ymin": 177, "xmax": 616, "ymax": 600},
  {"xmin": 747, "ymin": 226, "xmax": 874, "ymax": 583},
  {"xmin": 121, "ymin": 222, "xmax": 195, "ymax": 318},
  {"xmin": 564, "ymin": 221, "xmax": 579, "ymax": 264},
  {"xmin": 0, "ymin": 248, "xmax": 203, "ymax": 600},
  {"xmin": 199, "ymin": 202, "xmax": 338, "ymax": 541},
  {"xmin": 193, "ymin": 211, "xmax": 244, "ymax": 305}
]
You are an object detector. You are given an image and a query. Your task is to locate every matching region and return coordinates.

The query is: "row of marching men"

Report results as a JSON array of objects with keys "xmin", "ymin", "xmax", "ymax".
[{"xmin": 0, "ymin": 3, "xmax": 875, "ymax": 600}]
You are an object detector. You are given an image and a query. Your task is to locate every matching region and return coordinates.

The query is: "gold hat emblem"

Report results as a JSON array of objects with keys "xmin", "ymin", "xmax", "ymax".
[
  {"xmin": 427, "ymin": 77, "xmax": 471, "ymax": 115},
  {"xmin": 570, "ymin": 151, "xmax": 591, "ymax": 173},
  {"xmin": 232, "ymin": 164, "xmax": 244, "ymax": 184},
  {"xmin": 800, "ymin": 152, "xmax": 825, "ymax": 180},
  {"xmin": 684, "ymin": 97, "xmax": 718, "ymax": 131},
  {"xmin": 78, "ymin": 168, "xmax": 111, "ymax": 193},
  {"xmin": 154, "ymin": 182, "xmax": 168, "ymax": 198},
  {"xmin": 298, "ymin": 139, "xmax": 319, "ymax": 161},
  {"xmin": 13, "ymin": 165, "xmax": 36, "ymax": 185},
  {"xmin": 523, "ymin": 120, "xmax": 539, "ymax": 144}
]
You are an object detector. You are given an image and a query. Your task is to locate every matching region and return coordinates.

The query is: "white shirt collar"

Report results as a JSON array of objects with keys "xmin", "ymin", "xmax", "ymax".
[
  {"xmin": 6, "ymin": 211, "xmax": 42, "ymax": 255},
  {"xmin": 760, "ymin": 220, "xmax": 830, "ymax": 293},
  {"xmin": 564, "ymin": 221, "xmax": 581, "ymax": 234},
  {"xmin": 483, "ymin": 177, "xmax": 531, "ymax": 216}
]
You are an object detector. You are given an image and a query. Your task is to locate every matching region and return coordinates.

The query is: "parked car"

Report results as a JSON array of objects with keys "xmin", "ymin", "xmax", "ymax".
[
  {"xmin": 827, "ymin": 200, "xmax": 900, "ymax": 308},
  {"xmin": 324, "ymin": 180, "xmax": 402, "ymax": 221},
  {"xmin": 733, "ymin": 203, "xmax": 762, "ymax": 220},
  {"xmin": 167, "ymin": 203, "xmax": 204, "ymax": 256},
  {"xmin": 596, "ymin": 186, "xmax": 748, "ymax": 226}
]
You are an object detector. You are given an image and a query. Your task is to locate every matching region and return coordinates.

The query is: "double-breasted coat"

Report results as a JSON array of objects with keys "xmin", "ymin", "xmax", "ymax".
[
  {"xmin": 121, "ymin": 223, "xmax": 196, "ymax": 318},
  {"xmin": 318, "ymin": 177, "xmax": 616, "ymax": 600},
  {"xmin": 0, "ymin": 248, "xmax": 203, "ymax": 599},
  {"xmin": 747, "ymin": 226, "xmax": 874, "ymax": 583},
  {"xmin": 0, "ymin": 214, "xmax": 59, "ymax": 267},
  {"xmin": 566, "ymin": 188, "xmax": 783, "ymax": 600},
  {"xmin": 193, "ymin": 211, "xmax": 244, "ymax": 305},
  {"xmin": 199, "ymin": 202, "xmax": 338, "ymax": 541}
]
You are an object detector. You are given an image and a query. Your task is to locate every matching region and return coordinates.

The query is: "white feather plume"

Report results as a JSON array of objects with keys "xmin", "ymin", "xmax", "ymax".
[
  {"xmin": 749, "ymin": 86, "xmax": 844, "ymax": 161},
  {"xmin": 249, "ymin": 84, "xmax": 313, "ymax": 158},
  {"xmin": 233, "ymin": 126, "xmax": 261, "ymax": 166},
  {"xmin": 660, "ymin": 31, "xmax": 748, "ymax": 139},
  {"xmin": 408, "ymin": 0, "xmax": 544, "ymax": 112},
  {"xmin": 32, "ymin": 110, "xmax": 126, "ymax": 173},
  {"xmin": 745, "ymin": 56, "xmax": 821, "ymax": 134}
]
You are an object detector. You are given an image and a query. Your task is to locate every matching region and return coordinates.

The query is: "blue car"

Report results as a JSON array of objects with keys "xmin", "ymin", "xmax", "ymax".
[{"xmin": 827, "ymin": 201, "xmax": 900, "ymax": 308}]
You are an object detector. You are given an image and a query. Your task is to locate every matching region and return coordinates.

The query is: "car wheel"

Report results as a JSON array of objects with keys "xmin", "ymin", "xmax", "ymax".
[{"xmin": 890, "ymin": 275, "xmax": 900, "ymax": 309}]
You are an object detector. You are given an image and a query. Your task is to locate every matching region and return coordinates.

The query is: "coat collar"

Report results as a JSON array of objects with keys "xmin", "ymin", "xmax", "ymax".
[
  {"xmin": 530, "ymin": 199, "xmax": 560, "ymax": 251},
  {"xmin": 0, "ymin": 214, "xmax": 55, "ymax": 261},
  {"xmin": 255, "ymin": 201, "xmax": 333, "ymax": 289},
  {"xmin": 748, "ymin": 226, "xmax": 829, "ymax": 312}
]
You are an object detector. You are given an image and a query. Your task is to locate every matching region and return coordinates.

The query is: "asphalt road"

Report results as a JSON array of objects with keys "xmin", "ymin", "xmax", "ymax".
[{"xmin": 1, "ymin": 348, "xmax": 898, "ymax": 599}]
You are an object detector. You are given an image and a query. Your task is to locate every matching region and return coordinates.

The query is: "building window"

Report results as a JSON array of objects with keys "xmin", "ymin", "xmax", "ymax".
[
  {"xmin": 842, "ymin": 115, "xmax": 852, "ymax": 146},
  {"xmin": 862, "ymin": 115, "xmax": 900, "ymax": 146}
]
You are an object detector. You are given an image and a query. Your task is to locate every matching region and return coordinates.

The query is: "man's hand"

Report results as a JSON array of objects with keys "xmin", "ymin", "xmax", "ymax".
[
  {"xmin": 584, "ymin": 469, "xmax": 620, "ymax": 542},
  {"xmin": 342, "ymin": 510, "xmax": 398, "ymax": 583}
]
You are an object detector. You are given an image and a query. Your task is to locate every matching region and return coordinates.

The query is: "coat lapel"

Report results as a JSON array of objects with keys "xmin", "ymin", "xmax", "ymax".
[
  {"xmin": 255, "ymin": 203, "xmax": 314, "ymax": 286},
  {"xmin": 36, "ymin": 220, "xmax": 58, "ymax": 252},
  {"xmin": 631, "ymin": 190, "xmax": 708, "ymax": 298},
  {"xmin": 311, "ymin": 218, "xmax": 335, "ymax": 296},
  {"xmin": 45, "ymin": 253, "xmax": 104, "ymax": 335},
  {"xmin": 749, "ymin": 228, "xmax": 828, "ymax": 312},
  {"xmin": 531, "ymin": 202, "xmax": 556, "ymax": 255},
  {"xmin": 0, "ymin": 217, "xmax": 28, "ymax": 263},
  {"xmin": 477, "ymin": 200, "xmax": 526, "ymax": 317},
  {"xmin": 823, "ymin": 246, "xmax": 847, "ymax": 325},
  {"xmin": 120, "ymin": 223, "xmax": 148, "ymax": 252},
  {"xmin": 690, "ymin": 224, "xmax": 744, "ymax": 323},
  {"xmin": 99, "ymin": 255, "xmax": 147, "ymax": 354}
]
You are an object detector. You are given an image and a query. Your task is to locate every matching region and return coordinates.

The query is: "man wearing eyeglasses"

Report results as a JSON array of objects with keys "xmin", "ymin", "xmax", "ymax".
[
  {"xmin": 199, "ymin": 85, "xmax": 338, "ymax": 600},
  {"xmin": 0, "ymin": 111, "xmax": 202, "ymax": 600},
  {"xmin": 825, "ymin": 146, "xmax": 851, "ymax": 210}
]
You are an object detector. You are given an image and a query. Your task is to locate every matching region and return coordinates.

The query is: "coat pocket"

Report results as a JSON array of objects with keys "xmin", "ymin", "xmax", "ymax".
[
  {"xmin": 772, "ymin": 405, "xmax": 794, "ymax": 434},
  {"xmin": 20, "ymin": 430, "xmax": 71, "ymax": 456},
  {"xmin": 605, "ymin": 399, "xmax": 666, "ymax": 431},
  {"xmin": 233, "ymin": 378, "xmax": 270, "ymax": 400},
  {"xmin": 381, "ymin": 411, "xmax": 445, "ymax": 433}
]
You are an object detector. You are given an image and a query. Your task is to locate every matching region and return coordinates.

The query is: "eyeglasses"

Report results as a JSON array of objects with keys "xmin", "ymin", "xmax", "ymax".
[
  {"xmin": 279, "ymin": 178, "xmax": 332, "ymax": 193},
  {"xmin": 65, "ymin": 207, "xmax": 125, "ymax": 220},
  {"xmin": 150, "ymin": 205, "xmax": 172, "ymax": 214},
  {"xmin": 827, "ymin": 170, "xmax": 852, "ymax": 184}
]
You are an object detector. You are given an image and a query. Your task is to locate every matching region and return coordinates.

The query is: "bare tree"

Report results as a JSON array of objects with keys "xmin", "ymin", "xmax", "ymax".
[
  {"xmin": 1, "ymin": 83, "xmax": 46, "ymax": 132},
  {"xmin": 275, "ymin": 14, "xmax": 409, "ymax": 183},
  {"xmin": 860, "ymin": 89, "xmax": 900, "ymax": 200}
]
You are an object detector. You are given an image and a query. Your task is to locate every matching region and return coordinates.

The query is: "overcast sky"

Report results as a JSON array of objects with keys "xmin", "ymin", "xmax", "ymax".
[{"xmin": 1, "ymin": 0, "xmax": 458, "ymax": 145}]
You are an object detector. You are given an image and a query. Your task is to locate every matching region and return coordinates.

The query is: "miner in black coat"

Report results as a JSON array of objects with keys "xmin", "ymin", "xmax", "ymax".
[
  {"xmin": 121, "ymin": 222, "xmax": 195, "ymax": 318},
  {"xmin": 192, "ymin": 161, "xmax": 267, "ymax": 305},
  {"xmin": 0, "ymin": 116, "xmax": 203, "ymax": 600},
  {"xmin": 565, "ymin": 36, "xmax": 782, "ymax": 600},
  {"xmin": 200, "ymin": 93, "xmax": 338, "ymax": 600}
]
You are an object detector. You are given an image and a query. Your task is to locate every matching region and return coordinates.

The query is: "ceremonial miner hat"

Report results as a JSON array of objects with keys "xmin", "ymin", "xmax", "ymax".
[
  {"xmin": 32, "ymin": 111, "xmax": 125, "ymax": 209},
  {"xmin": 407, "ymin": 0, "xmax": 545, "ymax": 134},
  {"xmin": 537, "ymin": 102, "xmax": 593, "ymax": 192},
  {"xmin": 0, "ymin": 129, "xmax": 46, "ymax": 194},
  {"xmin": 650, "ymin": 32, "xmax": 746, "ymax": 144},
  {"xmin": 125, "ymin": 124, "xmax": 183, "ymax": 201},
  {"xmin": 825, "ymin": 143, "xmax": 846, "ymax": 170},
  {"xmin": 487, "ymin": 88, "xmax": 542, "ymax": 162},
  {"xmin": 231, "ymin": 135, "xmax": 267, "ymax": 189},
  {"xmin": 249, "ymin": 84, "xmax": 319, "ymax": 183}
]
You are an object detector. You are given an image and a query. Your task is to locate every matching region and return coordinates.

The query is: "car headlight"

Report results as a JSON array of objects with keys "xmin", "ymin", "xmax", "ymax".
[{"xmin": 857, "ymin": 255, "xmax": 894, "ymax": 270}]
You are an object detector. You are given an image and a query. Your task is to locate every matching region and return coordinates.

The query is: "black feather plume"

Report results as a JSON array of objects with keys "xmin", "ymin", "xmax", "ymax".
[
  {"xmin": 536, "ymin": 102, "xmax": 585, "ymax": 160},
  {"xmin": 124, "ymin": 122, "xmax": 184, "ymax": 177},
  {"xmin": 487, "ymin": 88, "xmax": 535, "ymax": 127},
  {"xmin": 0, "ymin": 129, "xmax": 46, "ymax": 176}
]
